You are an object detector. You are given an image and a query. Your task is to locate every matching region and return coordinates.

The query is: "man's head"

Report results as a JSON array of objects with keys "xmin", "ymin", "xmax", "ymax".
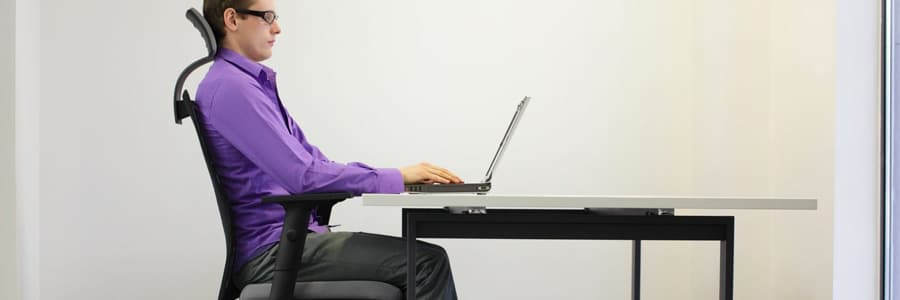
[{"xmin": 204, "ymin": 0, "xmax": 281, "ymax": 62}]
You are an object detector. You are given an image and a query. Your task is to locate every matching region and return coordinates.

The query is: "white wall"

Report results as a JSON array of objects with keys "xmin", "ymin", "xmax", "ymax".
[
  {"xmin": 767, "ymin": 0, "xmax": 838, "ymax": 299},
  {"xmin": 27, "ymin": 0, "xmax": 861, "ymax": 299},
  {"xmin": 833, "ymin": 0, "xmax": 881, "ymax": 299},
  {"xmin": 685, "ymin": 1, "xmax": 775, "ymax": 298},
  {"xmin": 1, "ymin": 0, "xmax": 19, "ymax": 299},
  {"xmin": 16, "ymin": 0, "xmax": 40, "ymax": 299}
]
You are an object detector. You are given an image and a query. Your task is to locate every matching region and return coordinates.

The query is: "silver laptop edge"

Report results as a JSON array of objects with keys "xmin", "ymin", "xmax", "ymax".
[{"xmin": 482, "ymin": 96, "xmax": 530, "ymax": 183}]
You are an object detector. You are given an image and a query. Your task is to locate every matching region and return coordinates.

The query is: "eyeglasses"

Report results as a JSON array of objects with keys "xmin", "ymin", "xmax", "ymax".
[{"xmin": 235, "ymin": 8, "xmax": 278, "ymax": 25}]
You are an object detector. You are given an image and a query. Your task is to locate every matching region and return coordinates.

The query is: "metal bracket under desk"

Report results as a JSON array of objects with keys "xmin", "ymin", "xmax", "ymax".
[{"xmin": 402, "ymin": 208, "xmax": 734, "ymax": 300}]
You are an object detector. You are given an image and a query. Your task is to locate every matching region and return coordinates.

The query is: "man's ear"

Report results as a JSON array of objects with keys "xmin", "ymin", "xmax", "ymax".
[{"xmin": 223, "ymin": 8, "xmax": 239, "ymax": 32}]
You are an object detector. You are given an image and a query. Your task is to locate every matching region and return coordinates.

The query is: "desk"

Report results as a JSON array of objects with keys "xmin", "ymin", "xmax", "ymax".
[{"xmin": 362, "ymin": 194, "xmax": 817, "ymax": 300}]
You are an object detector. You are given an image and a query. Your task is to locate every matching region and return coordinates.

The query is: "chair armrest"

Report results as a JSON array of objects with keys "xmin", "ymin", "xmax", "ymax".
[
  {"xmin": 262, "ymin": 192, "xmax": 354, "ymax": 205},
  {"xmin": 262, "ymin": 192, "xmax": 354, "ymax": 300},
  {"xmin": 262, "ymin": 192, "xmax": 352, "ymax": 225}
]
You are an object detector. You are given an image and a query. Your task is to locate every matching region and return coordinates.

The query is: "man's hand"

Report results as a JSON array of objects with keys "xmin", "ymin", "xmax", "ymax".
[{"xmin": 399, "ymin": 162, "xmax": 464, "ymax": 184}]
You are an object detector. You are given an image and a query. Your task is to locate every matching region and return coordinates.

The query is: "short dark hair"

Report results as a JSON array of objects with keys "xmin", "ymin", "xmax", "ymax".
[{"xmin": 203, "ymin": 0, "xmax": 256, "ymax": 45}]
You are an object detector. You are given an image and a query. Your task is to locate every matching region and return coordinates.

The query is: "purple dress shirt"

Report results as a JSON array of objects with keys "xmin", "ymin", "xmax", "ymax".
[{"xmin": 195, "ymin": 48, "xmax": 404, "ymax": 272}]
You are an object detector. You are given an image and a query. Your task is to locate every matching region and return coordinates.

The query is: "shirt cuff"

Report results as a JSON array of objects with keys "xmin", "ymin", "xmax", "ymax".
[{"xmin": 374, "ymin": 168, "xmax": 405, "ymax": 194}]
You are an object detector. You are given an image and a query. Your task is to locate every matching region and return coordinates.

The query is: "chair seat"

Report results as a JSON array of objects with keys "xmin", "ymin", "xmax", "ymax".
[{"xmin": 240, "ymin": 281, "xmax": 403, "ymax": 300}]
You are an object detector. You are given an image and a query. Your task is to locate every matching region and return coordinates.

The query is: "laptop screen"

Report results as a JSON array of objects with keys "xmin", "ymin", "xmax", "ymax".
[{"xmin": 482, "ymin": 96, "xmax": 531, "ymax": 183}]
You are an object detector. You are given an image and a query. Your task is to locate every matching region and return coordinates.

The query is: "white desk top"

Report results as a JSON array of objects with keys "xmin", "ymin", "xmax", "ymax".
[{"xmin": 361, "ymin": 194, "xmax": 817, "ymax": 210}]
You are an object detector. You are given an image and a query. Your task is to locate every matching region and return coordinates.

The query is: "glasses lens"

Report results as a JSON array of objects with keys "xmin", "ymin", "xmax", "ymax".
[{"xmin": 264, "ymin": 11, "xmax": 277, "ymax": 24}]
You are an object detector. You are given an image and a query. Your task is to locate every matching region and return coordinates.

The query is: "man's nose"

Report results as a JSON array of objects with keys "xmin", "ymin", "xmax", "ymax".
[{"xmin": 272, "ymin": 20, "xmax": 282, "ymax": 34}]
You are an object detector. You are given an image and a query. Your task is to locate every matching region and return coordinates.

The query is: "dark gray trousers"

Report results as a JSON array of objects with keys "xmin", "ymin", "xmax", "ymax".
[{"xmin": 235, "ymin": 231, "xmax": 457, "ymax": 300}]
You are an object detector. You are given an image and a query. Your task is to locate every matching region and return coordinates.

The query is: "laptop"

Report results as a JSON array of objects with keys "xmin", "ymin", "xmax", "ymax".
[{"xmin": 404, "ymin": 96, "xmax": 531, "ymax": 194}]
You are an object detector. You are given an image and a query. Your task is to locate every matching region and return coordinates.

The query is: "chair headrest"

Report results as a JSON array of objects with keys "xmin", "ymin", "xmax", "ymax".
[
  {"xmin": 174, "ymin": 8, "xmax": 219, "ymax": 124},
  {"xmin": 186, "ymin": 7, "xmax": 217, "ymax": 58}
]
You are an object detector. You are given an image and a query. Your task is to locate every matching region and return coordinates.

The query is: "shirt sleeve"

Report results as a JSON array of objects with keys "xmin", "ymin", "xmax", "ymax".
[{"xmin": 207, "ymin": 79, "xmax": 404, "ymax": 195}]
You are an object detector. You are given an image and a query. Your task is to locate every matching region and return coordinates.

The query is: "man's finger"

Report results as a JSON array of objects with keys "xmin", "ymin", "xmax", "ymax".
[
  {"xmin": 429, "ymin": 172, "xmax": 451, "ymax": 184},
  {"xmin": 428, "ymin": 166, "xmax": 458, "ymax": 183}
]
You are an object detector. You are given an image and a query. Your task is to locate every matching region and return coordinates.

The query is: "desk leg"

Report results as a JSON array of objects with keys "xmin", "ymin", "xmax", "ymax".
[
  {"xmin": 720, "ymin": 222, "xmax": 734, "ymax": 300},
  {"xmin": 407, "ymin": 215, "xmax": 417, "ymax": 300},
  {"xmin": 632, "ymin": 240, "xmax": 641, "ymax": 300}
]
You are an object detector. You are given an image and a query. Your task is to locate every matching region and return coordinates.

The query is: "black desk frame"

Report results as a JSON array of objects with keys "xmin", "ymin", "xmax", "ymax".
[{"xmin": 402, "ymin": 208, "xmax": 734, "ymax": 300}]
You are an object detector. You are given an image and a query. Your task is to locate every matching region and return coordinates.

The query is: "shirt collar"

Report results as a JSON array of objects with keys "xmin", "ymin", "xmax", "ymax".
[{"xmin": 217, "ymin": 48, "xmax": 276, "ymax": 82}]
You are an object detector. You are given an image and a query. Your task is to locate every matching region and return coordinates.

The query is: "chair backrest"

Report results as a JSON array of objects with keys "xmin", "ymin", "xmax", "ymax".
[{"xmin": 174, "ymin": 8, "xmax": 240, "ymax": 300}]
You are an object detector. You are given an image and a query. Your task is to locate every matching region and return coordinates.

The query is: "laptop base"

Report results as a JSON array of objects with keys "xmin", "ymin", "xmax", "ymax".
[{"xmin": 404, "ymin": 182, "xmax": 492, "ymax": 193}]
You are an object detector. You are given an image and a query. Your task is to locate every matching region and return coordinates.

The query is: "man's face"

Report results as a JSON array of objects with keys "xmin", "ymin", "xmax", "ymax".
[{"xmin": 228, "ymin": 0, "xmax": 281, "ymax": 62}]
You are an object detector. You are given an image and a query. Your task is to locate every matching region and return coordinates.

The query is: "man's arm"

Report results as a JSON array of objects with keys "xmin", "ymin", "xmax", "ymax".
[
  {"xmin": 286, "ymin": 109, "xmax": 464, "ymax": 185},
  {"xmin": 207, "ymin": 80, "xmax": 404, "ymax": 195}
]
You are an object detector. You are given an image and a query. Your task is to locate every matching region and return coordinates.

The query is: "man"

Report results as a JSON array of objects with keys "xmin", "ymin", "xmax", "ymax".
[{"xmin": 196, "ymin": 0, "xmax": 461, "ymax": 298}]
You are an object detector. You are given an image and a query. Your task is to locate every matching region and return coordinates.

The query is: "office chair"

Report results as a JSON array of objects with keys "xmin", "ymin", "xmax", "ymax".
[{"xmin": 173, "ymin": 8, "xmax": 403, "ymax": 300}]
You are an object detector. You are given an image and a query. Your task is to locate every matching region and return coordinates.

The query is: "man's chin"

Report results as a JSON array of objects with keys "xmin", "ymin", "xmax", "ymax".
[{"xmin": 255, "ymin": 52, "xmax": 273, "ymax": 62}]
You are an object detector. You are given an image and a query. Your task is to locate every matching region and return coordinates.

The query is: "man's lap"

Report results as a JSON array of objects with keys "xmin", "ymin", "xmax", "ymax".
[{"xmin": 234, "ymin": 231, "xmax": 447, "ymax": 290}]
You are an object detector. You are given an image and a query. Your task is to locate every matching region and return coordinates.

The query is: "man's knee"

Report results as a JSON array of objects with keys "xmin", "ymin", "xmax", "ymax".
[{"xmin": 417, "ymin": 242, "xmax": 451, "ymax": 272}]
